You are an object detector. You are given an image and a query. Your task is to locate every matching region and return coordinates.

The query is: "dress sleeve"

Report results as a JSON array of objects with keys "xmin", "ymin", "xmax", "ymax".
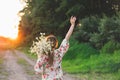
[
  {"xmin": 58, "ymin": 39, "xmax": 69, "ymax": 57},
  {"xmin": 34, "ymin": 56, "xmax": 46, "ymax": 74}
]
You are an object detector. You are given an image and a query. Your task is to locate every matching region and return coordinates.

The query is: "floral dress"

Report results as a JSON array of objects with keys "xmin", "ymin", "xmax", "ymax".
[{"xmin": 34, "ymin": 39, "xmax": 69, "ymax": 80}]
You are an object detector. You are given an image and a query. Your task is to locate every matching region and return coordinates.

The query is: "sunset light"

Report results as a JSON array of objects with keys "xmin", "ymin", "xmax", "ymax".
[{"xmin": 0, "ymin": 0, "xmax": 24, "ymax": 39}]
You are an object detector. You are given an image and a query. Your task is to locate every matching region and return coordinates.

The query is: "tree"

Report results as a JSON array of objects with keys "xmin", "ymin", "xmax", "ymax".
[{"xmin": 18, "ymin": 0, "xmax": 120, "ymax": 46}]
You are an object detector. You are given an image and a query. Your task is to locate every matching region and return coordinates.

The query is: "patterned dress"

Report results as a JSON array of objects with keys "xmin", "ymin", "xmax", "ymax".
[{"xmin": 34, "ymin": 39, "xmax": 69, "ymax": 80}]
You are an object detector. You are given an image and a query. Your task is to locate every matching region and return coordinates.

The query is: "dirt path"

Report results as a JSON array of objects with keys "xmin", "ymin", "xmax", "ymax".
[
  {"xmin": 0, "ymin": 50, "xmax": 80, "ymax": 80},
  {"xmin": 1, "ymin": 50, "xmax": 41, "ymax": 80},
  {"xmin": 4, "ymin": 50, "xmax": 30, "ymax": 80}
]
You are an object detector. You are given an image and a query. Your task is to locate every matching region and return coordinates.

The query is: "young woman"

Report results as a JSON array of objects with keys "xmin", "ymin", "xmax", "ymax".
[{"xmin": 34, "ymin": 16, "xmax": 76, "ymax": 80}]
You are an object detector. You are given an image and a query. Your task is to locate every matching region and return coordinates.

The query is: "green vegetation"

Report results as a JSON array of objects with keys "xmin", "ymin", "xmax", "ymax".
[
  {"xmin": 73, "ymin": 71, "xmax": 120, "ymax": 80},
  {"xmin": 17, "ymin": 58, "xmax": 35, "ymax": 75},
  {"xmin": 18, "ymin": 0, "xmax": 120, "ymax": 46},
  {"xmin": 17, "ymin": 58, "xmax": 28, "ymax": 66},
  {"xmin": 61, "ymin": 39, "xmax": 120, "ymax": 80},
  {"xmin": 0, "ymin": 53, "xmax": 4, "ymax": 70},
  {"xmin": 18, "ymin": 47, "xmax": 37, "ymax": 59},
  {"xmin": 63, "ymin": 50, "xmax": 120, "ymax": 73},
  {"xmin": 0, "ymin": 52, "xmax": 9, "ymax": 79}
]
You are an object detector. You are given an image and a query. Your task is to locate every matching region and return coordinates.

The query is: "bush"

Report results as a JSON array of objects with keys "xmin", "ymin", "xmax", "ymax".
[
  {"xmin": 63, "ymin": 37, "xmax": 99, "ymax": 60},
  {"xmin": 101, "ymin": 40, "xmax": 120, "ymax": 54},
  {"xmin": 73, "ymin": 16, "xmax": 100, "ymax": 43},
  {"xmin": 74, "ymin": 14, "xmax": 120, "ymax": 49}
]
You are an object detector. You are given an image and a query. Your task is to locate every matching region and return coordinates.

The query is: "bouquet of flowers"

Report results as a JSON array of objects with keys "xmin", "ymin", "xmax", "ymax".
[{"xmin": 30, "ymin": 33, "xmax": 52, "ymax": 56}]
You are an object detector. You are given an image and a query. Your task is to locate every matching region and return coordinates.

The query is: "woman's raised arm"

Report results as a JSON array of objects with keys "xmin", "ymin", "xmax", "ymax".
[{"xmin": 65, "ymin": 16, "xmax": 76, "ymax": 41}]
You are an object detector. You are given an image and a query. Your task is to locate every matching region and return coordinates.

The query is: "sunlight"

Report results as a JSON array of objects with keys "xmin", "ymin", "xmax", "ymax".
[{"xmin": 0, "ymin": 0, "xmax": 24, "ymax": 39}]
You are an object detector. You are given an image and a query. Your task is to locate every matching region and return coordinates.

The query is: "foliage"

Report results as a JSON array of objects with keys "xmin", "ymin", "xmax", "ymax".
[
  {"xmin": 62, "ymin": 48, "xmax": 120, "ymax": 74},
  {"xmin": 18, "ymin": 0, "xmax": 120, "ymax": 46},
  {"xmin": 73, "ymin": 14, "xmax": 120, "ymax": 49},
  {"xmin": 61, "ymin": 38, "xmax": 120, "ymax": 74},
  {"xmin": 73, "ymin": 16, "xmax": 100, "ymax": 43},
  {"xmin": 99, "ymin": 15, "xmax": 120, "ymax": 41},
  {"xmin": 101, "ymin": 40, "xmax": 120, "ymax": 54},
  {"xmin": 91, "ymin": 15, "xmax": 120, "ymax": 49},
  {"xmin": 63, "ymin": 37, "xmax": 99, "ymax": 60}
]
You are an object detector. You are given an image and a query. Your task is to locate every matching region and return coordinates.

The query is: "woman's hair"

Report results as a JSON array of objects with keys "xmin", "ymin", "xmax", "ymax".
[
  {"xmin": 46, "ymin": 35, "xmax": 58, "ymax": 49},
  {"xmin": 46, "ymin": 35, "xmax": 58, "ymax": 66}
]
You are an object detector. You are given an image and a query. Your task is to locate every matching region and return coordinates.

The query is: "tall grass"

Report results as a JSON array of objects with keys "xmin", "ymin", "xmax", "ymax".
[
  {"xmin": 62, "ymin": 38, "xmax": 120, "ymax": 78},
  {"xmin": 61, "ymin": 39, "xmax": 120, "ymax": 80}
]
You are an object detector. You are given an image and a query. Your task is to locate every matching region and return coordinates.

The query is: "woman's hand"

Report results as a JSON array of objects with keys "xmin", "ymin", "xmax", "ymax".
[{"xmin": 70, "ymin": 16, "xmax": 76, "ymax": 26}]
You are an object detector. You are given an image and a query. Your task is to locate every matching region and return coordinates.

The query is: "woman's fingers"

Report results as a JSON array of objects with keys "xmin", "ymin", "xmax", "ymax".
[{"xmin": 71, "ymin": 16, "xmax": 76, "ymax": 21}]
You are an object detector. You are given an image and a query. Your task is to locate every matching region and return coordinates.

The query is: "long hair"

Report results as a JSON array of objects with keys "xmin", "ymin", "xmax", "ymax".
[{"xmin": 46, "ymin": 35, "xmax": 58, "ymax": 66}]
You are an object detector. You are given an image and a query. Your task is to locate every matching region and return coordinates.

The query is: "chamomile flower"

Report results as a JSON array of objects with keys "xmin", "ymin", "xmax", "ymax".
[{"xmin": 30, "ymin": 33, "xmax": 52, "ymax": 57}]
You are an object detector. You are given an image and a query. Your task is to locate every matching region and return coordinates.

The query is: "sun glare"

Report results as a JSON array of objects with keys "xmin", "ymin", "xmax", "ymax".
[{"xmin": 0, "ymin": 0, "xmax": 24, "ymax": 39}]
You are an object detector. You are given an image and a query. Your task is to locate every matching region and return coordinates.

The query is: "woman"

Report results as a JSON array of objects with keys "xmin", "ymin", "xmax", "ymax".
[{"xmin": 34, "ymin": 16, "xmax": 76, "ymax": 80}]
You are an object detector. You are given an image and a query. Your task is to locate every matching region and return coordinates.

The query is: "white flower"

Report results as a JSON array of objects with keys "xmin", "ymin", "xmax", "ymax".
[{"xmin": 30, "ymin": 33, "xmax": 52, "ymax": 56}]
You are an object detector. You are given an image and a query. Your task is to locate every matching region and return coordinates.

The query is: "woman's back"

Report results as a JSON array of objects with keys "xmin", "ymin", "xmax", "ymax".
[{"xmin": 34, "ymin": 39, "xmax": 69, "ymax": 80}]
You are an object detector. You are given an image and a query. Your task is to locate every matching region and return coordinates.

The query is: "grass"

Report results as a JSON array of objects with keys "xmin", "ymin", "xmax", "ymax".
[
  {"xmin": 73, "ymin": 71, "xmax": 120, "ymax": 80},
  {"xmin": 17, "ymin": 47, "xmax": 37, "ymax": 59},
  {"xmin": 62, "ymin": 53, "xmax": 120, "ymax": 73},
  {"xmin": 0, "ymin": 51, "xmax": 4, "ymax": 62},
  {"xmin": 0, "ymin": 52, "xmax": 4, "ymax": 69},
  {"xmin": 0, "ymin": 51, "xmax": 9, "ymax": 79},
  {"xmin": 0, "ymin": 58, "xmax": 4, "ymax": 76},
  {"xmin": 17, "ymin": 58, "xmax": 35, "ymax": 75},
  {"xmin": 62, "ymin": 42, "xmax": 120, "ymax": 80}
]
